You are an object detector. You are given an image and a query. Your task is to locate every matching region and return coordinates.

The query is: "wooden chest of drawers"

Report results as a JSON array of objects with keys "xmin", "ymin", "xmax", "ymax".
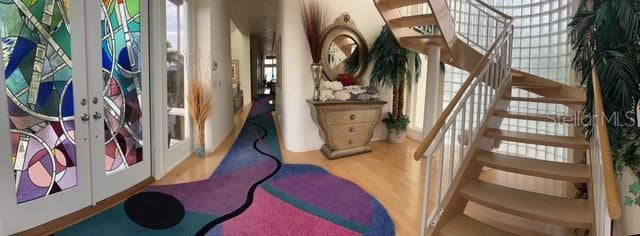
[{"xmin": 308, "ymin": 100, "xmax": 387, "ymax": 159}]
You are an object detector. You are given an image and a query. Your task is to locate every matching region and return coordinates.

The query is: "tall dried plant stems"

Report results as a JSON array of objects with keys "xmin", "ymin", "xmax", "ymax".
[
  {"xmin": 300, "ymin": 0, "xmax": 327, "ymax": 64},
  {"xmin": 188, "ymin": 53, "xmax": 213, "ymax": 148},
  {"xmin": 188, "ymin": 79, "xmax": 212, "ymax": 126}
]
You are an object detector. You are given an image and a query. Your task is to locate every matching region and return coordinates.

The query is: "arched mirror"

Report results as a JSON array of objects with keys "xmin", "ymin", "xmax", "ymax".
[{"xmin": 321, "ymin": 13, "xmax": 368, "ymax": 81}]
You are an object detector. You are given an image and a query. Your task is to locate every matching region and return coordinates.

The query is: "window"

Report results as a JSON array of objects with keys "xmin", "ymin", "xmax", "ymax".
[
  {"xmin": 260, "ymin": 57, "xmax": 277, "ymax": 95},
  {"xmin": 166, "ymin": 0, "xmax": 188, "ymax": 148}
]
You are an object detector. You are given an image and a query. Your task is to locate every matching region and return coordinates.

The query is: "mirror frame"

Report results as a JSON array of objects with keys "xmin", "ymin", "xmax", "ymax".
[{"xmin": 321, "ymin": 13, "xmax": 368, "ymax": 82}]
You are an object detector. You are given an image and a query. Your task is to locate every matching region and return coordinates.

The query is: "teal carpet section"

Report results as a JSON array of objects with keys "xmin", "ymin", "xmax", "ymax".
[{"xmin": 57, "ymin": 205, "xmax": 214, "ymax": 235}]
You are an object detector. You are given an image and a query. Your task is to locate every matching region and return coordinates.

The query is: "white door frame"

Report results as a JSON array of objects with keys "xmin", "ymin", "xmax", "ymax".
[
  {"xmin": 0, "ymin": 0, "xmax": 94, "ymax": 233},
  {"xmin": 85, "ymin": 0, "xmax": 153, "ymax": 203},
  {"xmin": 150, "ymin": 0, "xmax": 194, "ymax": 178}
]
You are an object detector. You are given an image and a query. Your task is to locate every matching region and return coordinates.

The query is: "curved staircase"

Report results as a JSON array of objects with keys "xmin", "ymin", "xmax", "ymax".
[{"xmin": 373, "ymin": 0, "xmax": 621, "ymax": 235}]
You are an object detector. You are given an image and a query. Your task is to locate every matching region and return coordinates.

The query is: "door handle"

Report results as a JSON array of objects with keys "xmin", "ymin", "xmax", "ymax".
[
  {"xmin": 93, "ymin": 112, "xmax": 103, "ymax": 120},
  {"xmin": 81, "ymin": 113, "xmax": 90, "ymax": 121}
]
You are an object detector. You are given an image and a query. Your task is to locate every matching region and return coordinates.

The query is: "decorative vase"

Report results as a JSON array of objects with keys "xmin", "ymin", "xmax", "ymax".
[
  {"xmin": 194, "ymin": 122, "xmax": 205, "ymax": 157},
  {"xmin": 311, "ymin": 63, "xmax": 323, "ymax": 101}
]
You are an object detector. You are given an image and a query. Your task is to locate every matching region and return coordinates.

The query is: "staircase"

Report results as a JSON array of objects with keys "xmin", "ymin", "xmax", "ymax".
[{"xmin": 373, "ymin": 0, "xmax": 621, "ymax": 235}]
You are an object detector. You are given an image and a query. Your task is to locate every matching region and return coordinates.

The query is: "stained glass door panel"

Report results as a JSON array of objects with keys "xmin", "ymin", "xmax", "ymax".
[
  {"xmin": 0, "ymin": 1, "xmax": 94, "ymax": 234},
  {"xmin": 1, "ymin": 0, "xmax": 78, "ymax": 204},
  {"xmin": 100, "ymin": 0, "xmax": 143, "ymax": 174}
]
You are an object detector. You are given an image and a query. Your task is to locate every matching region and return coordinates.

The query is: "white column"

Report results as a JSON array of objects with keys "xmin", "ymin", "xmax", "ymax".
[{"xmin": 422, "ymin": 43, "xmax": 442, "ymax": 136}]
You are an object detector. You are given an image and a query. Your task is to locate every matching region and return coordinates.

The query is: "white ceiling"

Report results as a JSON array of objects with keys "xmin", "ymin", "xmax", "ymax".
[{"xmin": 229, "ymin": 0, "xmax": 278, "ymax": 56}]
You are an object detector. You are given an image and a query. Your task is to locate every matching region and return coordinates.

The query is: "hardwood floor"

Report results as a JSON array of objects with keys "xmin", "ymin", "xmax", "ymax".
[
  {"xmin": 154, "ymin": 103, "xmax": 575, "ymax": 236},
  {"xmin": 153, "ymin": 104, "xmax": 252, "ymax": 186}
]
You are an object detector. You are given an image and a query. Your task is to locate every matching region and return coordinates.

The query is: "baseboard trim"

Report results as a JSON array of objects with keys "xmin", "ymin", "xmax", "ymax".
[{"xmin": 16, "ymin": 177, "xmax": 155, "ymax": 236}]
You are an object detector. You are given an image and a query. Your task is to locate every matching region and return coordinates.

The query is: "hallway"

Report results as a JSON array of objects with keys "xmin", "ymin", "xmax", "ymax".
[{"xmin": 54, "ymin": 97, "xmax": 394, "ymax": 235}]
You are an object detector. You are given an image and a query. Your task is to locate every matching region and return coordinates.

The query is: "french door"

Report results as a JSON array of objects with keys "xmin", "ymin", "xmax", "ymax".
[{"xmin": 0, "ymin": 0, "xmax": 151, "ymax": 234}]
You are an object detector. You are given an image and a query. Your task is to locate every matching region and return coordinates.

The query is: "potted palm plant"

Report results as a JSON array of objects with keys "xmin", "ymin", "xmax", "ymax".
[
  {"xmin": 569, "ymin": 0, "xmax": 640, "ymax": 234},
  {"xmin": 369, "ymin": 26, "xmax": 421, "ymax": 143}
]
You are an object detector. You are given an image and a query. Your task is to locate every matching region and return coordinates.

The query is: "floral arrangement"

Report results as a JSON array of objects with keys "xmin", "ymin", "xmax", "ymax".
[{"xmin": 338, "ymin": 73, "xmax": 358, "ymax": 86}]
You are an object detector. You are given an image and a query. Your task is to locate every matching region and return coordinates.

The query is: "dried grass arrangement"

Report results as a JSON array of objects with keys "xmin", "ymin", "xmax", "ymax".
[
  {"xmin": 188, "ymin": 54, "xmax": 213, "ymax": 156},
  {"xmin": 300, "ymin": 0, "xmax": 328, "ymax": 64}
]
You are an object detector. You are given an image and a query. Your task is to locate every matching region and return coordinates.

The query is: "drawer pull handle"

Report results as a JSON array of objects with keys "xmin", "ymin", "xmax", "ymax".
[
  {"xmin": 348, "ymin": 139, "xmax": 354, "ymax": 145},
  {"xmin": 349, "ymin": 127, "xmax": 356, "ymax": 133},
  {"xmin": 350, "ymin": 114, "xmax": 356, "ymax": 120}
]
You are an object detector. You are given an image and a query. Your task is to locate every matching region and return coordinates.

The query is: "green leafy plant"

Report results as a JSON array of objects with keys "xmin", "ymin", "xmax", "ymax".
[
  {"xmin": 613, "ymin": 126, "xmax": 640, "ymax": 206},
  {"xmin": 569, "ymin": 0, "xmax": 640, "ymax": 204},
  {"xmin": 625, "ymin": 182, "xmax": 640, "ymax": 207},
  {"xmin": 369, "ymin": 26, "xmax": 421, "ymax": 131},
  {"xmin": 569, "ymin": 0, "xmax": 640, "ymax": 139},
  {"xmin": 382, "ymin": 113, "xmax": 411, "ymax": 132}
]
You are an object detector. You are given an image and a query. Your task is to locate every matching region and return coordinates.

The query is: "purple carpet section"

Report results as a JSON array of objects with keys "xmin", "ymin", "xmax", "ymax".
[
  {"xmin": 147, "ymin": 159, "xmax": 277, "ymax": 215},
  {"xmin": 269, "ymin": 170, "xmax": 374, "ymax": 226},
  {"xmin": 213, "ymin": 164, "xmax": 395, "ymax": 235}
]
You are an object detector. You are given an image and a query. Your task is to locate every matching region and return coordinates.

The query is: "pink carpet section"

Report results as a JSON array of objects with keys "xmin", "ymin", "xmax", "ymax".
[{"xmin": 217, "ymin": 188, "xmax": 361, "ymax": 236}]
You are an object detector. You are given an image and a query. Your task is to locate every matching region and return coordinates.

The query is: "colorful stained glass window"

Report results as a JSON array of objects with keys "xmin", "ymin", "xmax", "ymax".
[
  {"xmin": 100, "ymin": 0, "xmax": 143, "ymax": 174},
  {"xmin": 1, "ymin": 0, "xmax": 77, "ymax": 203}
]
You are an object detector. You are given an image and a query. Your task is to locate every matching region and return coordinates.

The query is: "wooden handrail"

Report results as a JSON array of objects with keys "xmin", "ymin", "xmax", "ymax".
[
  {"xmin": 413, "ymin": 19, "xmax": 513, "ymax": 160},
  {"xmin": 591, "ymin": 68, "xmax": 622, "ymax": 219}
]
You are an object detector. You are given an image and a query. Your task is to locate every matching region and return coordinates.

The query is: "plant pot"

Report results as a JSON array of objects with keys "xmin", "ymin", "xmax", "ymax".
[
  {"xmin": 388, "ymin": 129, "xmax": 406, "ymax": 143},
  {"xmin": 614, "ymin": 167, "xmax": 640, "ymax": 235}
]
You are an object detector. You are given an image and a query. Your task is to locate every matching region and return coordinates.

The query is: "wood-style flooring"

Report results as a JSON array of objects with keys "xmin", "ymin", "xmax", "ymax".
[{"xmin": 155, "ymin": 104, "xmax": 573, "ymax": 236}]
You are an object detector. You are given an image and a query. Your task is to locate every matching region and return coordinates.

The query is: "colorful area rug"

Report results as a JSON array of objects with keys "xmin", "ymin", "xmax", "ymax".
[{"xmin": 57, "ymin": 96, "xmax": 394, "ymax": 235}]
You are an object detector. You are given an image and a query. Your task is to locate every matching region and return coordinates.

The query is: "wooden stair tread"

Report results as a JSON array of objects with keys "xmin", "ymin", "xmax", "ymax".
[
  {"xmin": 440, "ymin": 214, "xmax": 516, "ymax": 236},
  {"xmin": 511, "ymin": 81, "xmax": 561, "ymax": 90},
  {"xmin": 503, "ymin": 96, "xmax": 586, "ymax": 105},
  {"xmin": 459, "ymin": 180, "xmax": 593, "ymax": 229},
  {"xmin": 485, "ymin": 128, "xmax": 588, "ymax": 149},
  {"xmin": 493, "ymin": 110, "xmax": 576, "ymax": 123},
  {"xmin": 379, "ymin": 0, "xmax": 425, "ymax": 9},
  {"xmin": 389, "ymin": 14, "xmax": 436, "ymax": 28},
  {"xmin": 400, "ymin": 35, "xmax": 444, "ymax": 46},
  {"xmin": 475, "ymin": 151, "xmax": 590, "ymax": 182}
]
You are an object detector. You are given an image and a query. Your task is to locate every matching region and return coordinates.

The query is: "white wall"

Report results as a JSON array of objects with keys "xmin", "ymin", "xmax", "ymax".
[
  {"xmin": 277, "ymin": 0, "xmax": 390, "ymax": 152},
  {"xmin": 193, "ymin": 0, "xmax": 235, "ymax": 153},
  {"xmin": 230, "ymin": 20, "xmax": 252, "ymax": 105},
  {"xmin": 0, "ymin": 214, "xmax": 4, "ymax": 236}
]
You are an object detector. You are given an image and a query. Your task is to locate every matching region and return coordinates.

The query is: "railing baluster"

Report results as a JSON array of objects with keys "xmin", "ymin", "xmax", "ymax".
[
  {"xmin": 459, "ymin": 102, "xmax": 467, "ymax": 164},
  {"xmin": 436, "ymin": 138, "xmax": 445, "ymax": 204},
  {"xmin": 476, "ymin": 79, "xmax": 483, "ymax": 128},
  {"xmin": 483, "ymin": 70, "xmax": 490, "ymax": 113},
  {"xmin": 449, "ymin": 121, "xmax": 456, "ymax": 184},
  {"xmin": 419, "ymin": 149, "xmax": 433, "ymax": 236},
  {"xmin": 468, "ymin": 86, "xmax": 476, "ymax": 141},
  {"xmin": 484, "ymin": 15, "xmax": 490, "ymax": 50}
]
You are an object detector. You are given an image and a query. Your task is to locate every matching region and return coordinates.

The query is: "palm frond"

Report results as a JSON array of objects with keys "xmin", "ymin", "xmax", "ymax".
[
  {"xmin": 368, "ymin": 26, "xmax": 421, "ymax": 89},
  {"xmin": 570, "ymin": 0, "xmax": 640, "ymax": 145}
]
